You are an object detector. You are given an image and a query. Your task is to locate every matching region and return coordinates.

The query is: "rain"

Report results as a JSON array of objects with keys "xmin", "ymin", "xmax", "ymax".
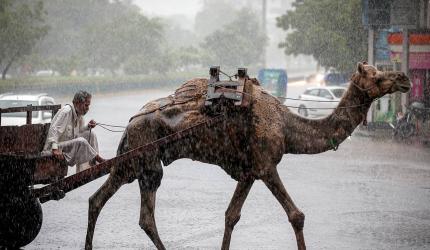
[{"xmin": 1, "ymin": 0, "xmax": 430, "ymax": 249}]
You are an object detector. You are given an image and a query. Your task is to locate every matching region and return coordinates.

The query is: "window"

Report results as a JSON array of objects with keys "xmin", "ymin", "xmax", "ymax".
[
  {"xmin": 307, "ymin": 89, "xmax": 320, "ymax": 96},
  {"xmin": 319, "ymin": 89, "xmax": 332, "ymax": 99}
]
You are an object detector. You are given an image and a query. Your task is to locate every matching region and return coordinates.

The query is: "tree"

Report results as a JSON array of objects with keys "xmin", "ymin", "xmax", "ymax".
[
  {"xmin": 82, "ymin": 12, "xmax": 164, "ymax": 74},
  {"xmin": 169, "ymin": 46, "xmax": 202, "ymax": 71},
  {"xmin": 200, "ymin": 8, "xmax": 267, "ymax": 71},
  {"xmin": 0, "ymin": 0, "xmax": 49, "ymax": 79},
  {"xmin": 32, "ymin": 0, "xmax": 167, "ymax": 75},
  {"xmin": 194, "ymin": 0, "xmax": 237, "ymax": 40},
  {"xmin": 276, "ymin": 0, "xmax": 367, "ymax": 73}
]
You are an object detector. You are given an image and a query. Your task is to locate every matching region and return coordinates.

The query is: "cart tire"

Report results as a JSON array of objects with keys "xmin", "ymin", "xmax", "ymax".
[{"xmin": 0, "ymin": 191, "xmax": 43, "ymax": 248}]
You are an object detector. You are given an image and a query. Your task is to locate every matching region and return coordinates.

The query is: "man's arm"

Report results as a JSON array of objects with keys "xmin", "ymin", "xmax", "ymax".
[{"xmin": 45, "ymin": 107, "xmax": 71, "ymax": 150}]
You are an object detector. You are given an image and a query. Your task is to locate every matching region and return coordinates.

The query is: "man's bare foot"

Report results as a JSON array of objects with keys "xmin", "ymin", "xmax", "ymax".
[
  {"xmin": 95, "ymin": 154, "xmax": 106, "ymax": 163},
  {"xmin": 89, "ymin": 155, "xmax": 106, "ymax": 166}
]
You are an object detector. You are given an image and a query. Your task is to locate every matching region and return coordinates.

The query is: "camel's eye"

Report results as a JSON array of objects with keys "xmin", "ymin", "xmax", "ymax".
[{"xmin": 375, "ymin": 78, "xmax": 382, "ymax": 86}]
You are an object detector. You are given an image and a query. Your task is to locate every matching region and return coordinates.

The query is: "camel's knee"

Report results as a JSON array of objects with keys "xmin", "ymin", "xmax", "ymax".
[
  {"xmin": 139, "ymin": 218, "xmax": 156, "ymax": 235},
  {"xmin": 225, "ymin": 211, "xmax": 241, "ymax": 229},
  {"xmin": 289, "ymin": 210, "xmax": 305, "ymax": 231}
]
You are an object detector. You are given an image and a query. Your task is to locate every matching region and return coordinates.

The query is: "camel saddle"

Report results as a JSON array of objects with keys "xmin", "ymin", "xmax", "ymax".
[{"xmin": 204, "ymin": 66, "xmax": 250, "ymax": 107}]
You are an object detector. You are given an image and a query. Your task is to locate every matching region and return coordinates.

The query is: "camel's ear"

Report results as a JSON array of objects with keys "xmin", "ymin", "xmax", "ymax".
[{"xmin": 357, "ymin": 62, "xmax": 366, "ymax": 75}]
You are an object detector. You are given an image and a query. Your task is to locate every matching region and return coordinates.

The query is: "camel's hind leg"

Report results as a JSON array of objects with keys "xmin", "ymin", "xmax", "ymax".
[
  {"xmin": 221, "ymin": 179, "xmax": 254, "ymax": 250},
  {"xmin": 137, "ymin": 162, "xmax": 165, "ymax": 250},
  {"xmin": 261, "ymin": 170, "xmax": 306, "ymax": 250},
  {"xmin": 138, "ymin": 187, "xmax": 165, "ymax": 250},
  {"xmin": 85, "ymin": 173, "xmax": 127, "ymax": 250}
]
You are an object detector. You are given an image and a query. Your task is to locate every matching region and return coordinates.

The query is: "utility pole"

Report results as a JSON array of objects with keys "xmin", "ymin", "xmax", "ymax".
[
  {"xmin": 367, "ymin": 27, "xmax": 375, "ymax": 123},
  {"xmin": 262, "ymin": 0, "xmax": 267, "ymax": 68},
  {"xmin": 401, "ymin": 29, "xmax": 410, "ymax": 113},
  {"xmin": 367, "ymin": 28, "xmax": 375, "ymax": 65}
]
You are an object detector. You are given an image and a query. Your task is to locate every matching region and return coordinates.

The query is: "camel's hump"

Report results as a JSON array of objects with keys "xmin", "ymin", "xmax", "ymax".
[{"xmin": 129, "ymin": 78, "xmax": 208, "ymax": 121}]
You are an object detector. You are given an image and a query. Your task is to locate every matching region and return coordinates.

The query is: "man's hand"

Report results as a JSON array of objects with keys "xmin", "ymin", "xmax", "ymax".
[
  {"xmin": 52, "ymin": 149, "xmax": 65, "ymax": 160},
  {"xmin": 88, "ymin": 119, "xmax": 96, "ymax": 129}
]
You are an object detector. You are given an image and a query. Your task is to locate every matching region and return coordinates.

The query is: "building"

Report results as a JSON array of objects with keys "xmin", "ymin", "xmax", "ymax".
[{"xmin": 364, "ymin": 0, "xmax": 430, "ymax": 123}]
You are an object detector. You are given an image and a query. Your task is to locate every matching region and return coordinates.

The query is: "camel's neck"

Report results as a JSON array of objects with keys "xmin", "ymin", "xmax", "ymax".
[{"xmin": 283, "ymin": 83, "xmax": 372, "ymax": 154}]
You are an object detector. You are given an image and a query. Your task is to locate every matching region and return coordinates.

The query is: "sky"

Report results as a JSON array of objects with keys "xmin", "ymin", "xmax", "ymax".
[{"xmin": 132, "ymin": 0, "xmax": 202, "ymax": 18}]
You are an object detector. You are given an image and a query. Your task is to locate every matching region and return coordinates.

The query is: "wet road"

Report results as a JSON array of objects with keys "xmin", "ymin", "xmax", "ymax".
[{"xmin": 27, "ymin": 88, "xmax": 430, "ymax": 250}]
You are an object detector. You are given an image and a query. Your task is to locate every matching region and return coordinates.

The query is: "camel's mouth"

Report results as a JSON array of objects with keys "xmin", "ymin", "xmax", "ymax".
[{"xmin": 396, "ymin": 81, "xmax": 411, "ymax": 93}]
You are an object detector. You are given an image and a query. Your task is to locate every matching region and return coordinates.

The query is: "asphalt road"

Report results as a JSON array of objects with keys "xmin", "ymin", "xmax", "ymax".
[{"xmin": 26, "ymin": 86, "xmax": 430, "ymax": 250}]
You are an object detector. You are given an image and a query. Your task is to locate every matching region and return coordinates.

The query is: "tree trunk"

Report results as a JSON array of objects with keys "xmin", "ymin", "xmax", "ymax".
[{"xmin": 2, "ymin": 53, "xmax": 17, "ymax": 79}]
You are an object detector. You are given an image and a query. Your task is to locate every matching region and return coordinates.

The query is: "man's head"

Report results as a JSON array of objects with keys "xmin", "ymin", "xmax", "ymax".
[{"xmin": 73, "ymin": 90, "xmax": 92, "ymax": 116}]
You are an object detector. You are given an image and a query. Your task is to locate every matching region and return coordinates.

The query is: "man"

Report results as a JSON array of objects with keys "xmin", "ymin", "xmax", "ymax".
[{"xmin": 43, "ymin": 90, "xmax": 105, "ymax": 173}]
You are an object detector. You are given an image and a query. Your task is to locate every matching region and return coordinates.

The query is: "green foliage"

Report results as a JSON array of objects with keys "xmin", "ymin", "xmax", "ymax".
[
  {"xmin": 0, "ymin": 0, "xmax": 49, "ymax": 79},
  {"xmin": 32, "ymin": 0, "xmax": 166, "ymax": 75},
  {"xmin": 276, "ymin": 0, "xmax": 367, "ymax": 73},
  {"xmin": 194, "ymin": 0, "xmax": 236, "ymax": 39},
  {"xmin": 200, "ymin": 8, "xmax": 267, "ymax": 71},
  {"xmin": 171, "ymin": 46, "xmax": 202, "ymax": 71},
  {"xmin": 81, "ymin": 12, "xmax": 164, "ymax": 74},
  {"xmin": 162, "ymin": 17, "xmax": 199, "ymax": 49}
]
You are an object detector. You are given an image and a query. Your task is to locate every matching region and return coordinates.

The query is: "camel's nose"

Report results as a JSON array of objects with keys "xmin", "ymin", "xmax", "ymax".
[{"xmin": 396, "ymin": 72, "xmax": 411, "ymax": 93}]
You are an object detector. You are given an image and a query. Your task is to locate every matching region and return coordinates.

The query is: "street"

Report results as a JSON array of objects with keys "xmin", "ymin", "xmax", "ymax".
[{"xmin": 27, "ymin": 84, "xmax": 430, "ymax": 250}]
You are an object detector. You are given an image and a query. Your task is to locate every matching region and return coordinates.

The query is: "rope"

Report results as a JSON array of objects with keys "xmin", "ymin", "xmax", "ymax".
[
  {"xmin": 97, "ymin": 122, "xmax": 126, "ymax": 128},
  {"xmin": 215, "ymin": 86, "xmax": 377, "ymax": 110},
  {"xmin": 219, "ymin": 70, "xmax": 236, "ymax": 81},
  {"xmin": 277, "ymin": 96, "xmax": 339, "ymax": 102},
  {"xmin": 96, "ymin": 122, "xmax": 126, "ymax": 133}
]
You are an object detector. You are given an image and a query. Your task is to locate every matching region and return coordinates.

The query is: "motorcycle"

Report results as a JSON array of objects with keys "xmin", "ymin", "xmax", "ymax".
[{"xmin": 392, "ymin": 102, "xmax": 430, "ymax": 141}]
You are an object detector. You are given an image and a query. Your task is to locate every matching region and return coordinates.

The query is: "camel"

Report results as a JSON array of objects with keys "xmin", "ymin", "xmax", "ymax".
[{"xmin": 84, "ymin": 62, "xmax": 410, "ymax": 250}]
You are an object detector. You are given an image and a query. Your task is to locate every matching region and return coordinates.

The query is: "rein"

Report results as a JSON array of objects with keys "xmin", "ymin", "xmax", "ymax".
[{"xmin": 95, "ymin": 122, "xmax": 126, "ymax": 133}]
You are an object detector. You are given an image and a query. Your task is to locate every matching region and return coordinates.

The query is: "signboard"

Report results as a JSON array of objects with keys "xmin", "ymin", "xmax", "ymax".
[
  {"xmin": 390, "ymin": 0, "xmax": 419, "ymax": 28},
  {"xmin": 362, "ymin": 0, "xmax": 419, "ymax": 28},
  {"xmin": 410, "ymin": 70, "xmax": 425, "ymax": 101},
  {"xmin": 390, "ymin": 52, "xmax": 430, "ymax": 69},
  {"xmin": 362, "ymin": 0, "xmax": 391, "ymax": 27},
  {"xmin": 375, "ymin": 30, "xmax": 390, "ymax": 61}
]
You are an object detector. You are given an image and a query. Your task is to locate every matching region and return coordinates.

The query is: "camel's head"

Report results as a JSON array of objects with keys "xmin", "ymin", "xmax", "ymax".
[{"xmin": 352, "ymin": 62, "xmax": 411, "ymax": 99}]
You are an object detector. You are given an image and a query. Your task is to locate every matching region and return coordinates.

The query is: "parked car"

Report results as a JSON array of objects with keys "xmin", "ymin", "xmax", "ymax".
[
  {"xmin": 0, "ymin": 93, "xmax": 56, "ymax": 125},
  {"xmin": 35, "ymin": 70, "xmax": 60, "ymax": 77},
  {"xmin": 297, "ymin": 86, "xmax": 347, "ymax": 117}
]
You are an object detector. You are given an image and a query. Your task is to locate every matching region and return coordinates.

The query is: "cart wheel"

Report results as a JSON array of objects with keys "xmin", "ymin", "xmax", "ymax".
[{"xmin": 0, "ymin": 190, "xmax": 43, "ymax": 248}]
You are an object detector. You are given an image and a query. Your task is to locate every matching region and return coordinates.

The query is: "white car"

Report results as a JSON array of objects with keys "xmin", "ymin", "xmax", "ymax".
[
  {"xmin": 0, "ymin": 93, "xmax": 56, "ymax": 125},
  {"xmin": 297, "ymin": 86, "xmax": 347, "ymax": 117}
]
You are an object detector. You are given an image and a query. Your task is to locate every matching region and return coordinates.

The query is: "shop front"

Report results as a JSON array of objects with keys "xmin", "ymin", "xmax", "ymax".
[{"xmin": 388, "ymin": 31, "xmax": 430, "ymax": 107}]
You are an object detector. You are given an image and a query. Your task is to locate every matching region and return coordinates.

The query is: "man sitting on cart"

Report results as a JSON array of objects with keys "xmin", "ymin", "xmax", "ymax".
[{"xmin": 43, "ymin": 90, "xmax": 105, "ymax": 173}]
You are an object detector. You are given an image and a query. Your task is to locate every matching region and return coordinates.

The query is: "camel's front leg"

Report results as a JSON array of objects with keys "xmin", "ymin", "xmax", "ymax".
[
  {"xmin": 85, "ymin": 174, "xmax": 125, "ymax": 250},
  {"xmin": 138, "ymin": 180, "xmax": 166, "ymax": 250},
  {"xmin": 261, "ymin": 170, "xmax": 306, "ymax": 250},
  {"xmin": 221, "ymin": 179, "xmax": 254, "ymax": 250}
]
